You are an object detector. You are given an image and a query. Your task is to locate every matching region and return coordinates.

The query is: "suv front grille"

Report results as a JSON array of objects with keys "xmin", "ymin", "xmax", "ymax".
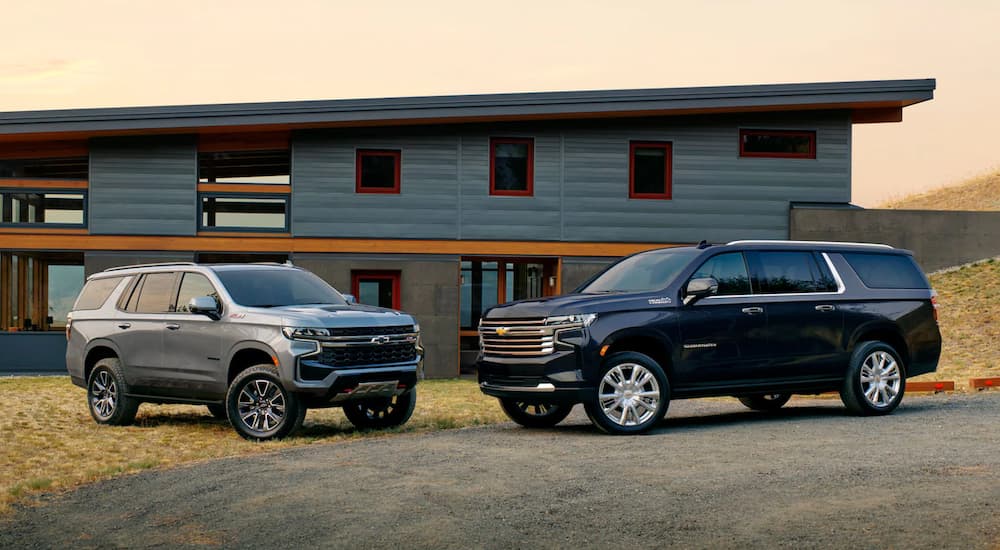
[
  {"xmin": 479, "ymin": 318, "xmax": 555, "ymax": 357},
  {"xmin": 326, "ymin": 325, "xmax": 413, "ymax": 337},
  {"xmin": 319, "ymin": 342, "xmax": 417, "ymax": 367}
]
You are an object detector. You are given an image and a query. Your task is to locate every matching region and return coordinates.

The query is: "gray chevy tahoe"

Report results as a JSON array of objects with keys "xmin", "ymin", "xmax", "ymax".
[{"xmin": 66, "ymin": 262, "xmax": 423, "ymax": 440}]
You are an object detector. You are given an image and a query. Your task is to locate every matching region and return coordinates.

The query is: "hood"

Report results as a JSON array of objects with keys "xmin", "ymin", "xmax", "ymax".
[
  {"xmin": 484, "ymin": 291, "xmax": 675, "ymax": 319},
  {"xmin": 250, "ymin": 304, "xmax": 415, "ymax": 328}
]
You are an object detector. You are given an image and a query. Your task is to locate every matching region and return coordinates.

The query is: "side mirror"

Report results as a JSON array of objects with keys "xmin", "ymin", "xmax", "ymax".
[
  {"xmin": 188, "ymin": 296, "xmax": 220, "ymax": 318},
  {"xmin": 342, "ymin": 293, "xmax": 356, "ymax": 304},
  {"xmin": 683, "ymin": 277, "xmax": 719, "ymax": 305}
]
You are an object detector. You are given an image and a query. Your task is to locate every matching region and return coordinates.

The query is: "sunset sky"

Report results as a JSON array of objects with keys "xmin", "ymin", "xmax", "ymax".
[{"xmin": 2, "ymin": 0, "xmax": 998, "ymax": 206}]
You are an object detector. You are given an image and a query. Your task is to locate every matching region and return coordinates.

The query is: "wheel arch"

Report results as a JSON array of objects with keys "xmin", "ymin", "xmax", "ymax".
[
  {"xmin": 600, "ymin": 329, "xmax": 674, "ymax": 380},
  {"xmin": 849, "ymin": 323, "xmax": 910, "ymax": 368},
  {"xmin": 83, "ymin": 340, "xmax": 123, "ymax": 383},
  {"xmin": 226, "ymin": 343, "xmax": 280, "ymax": 384}
]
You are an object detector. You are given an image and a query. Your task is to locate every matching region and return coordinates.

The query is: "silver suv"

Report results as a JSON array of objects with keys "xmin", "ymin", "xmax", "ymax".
[{"xmin": 66, "ymin": 262, "xmax": 423, "ymax": 440}]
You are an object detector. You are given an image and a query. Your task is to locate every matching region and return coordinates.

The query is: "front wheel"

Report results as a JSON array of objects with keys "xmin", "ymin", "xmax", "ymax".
[
  {"xmin": 840, "ymin": 341, "xmax": 906, "ymax": 416},
  {"xmin": 343, "ymin": 389, "xmax": 417, "ymax": 430},
  {"xmin": 226, "ymin": 365, "xmax": 305, "ymax": 441},
  {"xmin": 584, "ymin": 352, "xmax": 670, "ymax": 435},
  {"xmin": 499, "ymin": 399, "xmax": 573, "ymax": 428},
  {"xmin": 738, "ymin": 393, "xmax": 791, "ymax": 412}
]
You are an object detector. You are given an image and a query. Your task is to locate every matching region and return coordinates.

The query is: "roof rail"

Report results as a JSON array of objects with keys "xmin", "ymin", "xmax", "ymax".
[
  {"xmin": 102, "ymin": 262, "xmax": 197, "ymax": 272},
  {"xmin": 726, "ymin": 240, "xmax": 893, "ymax": 249}
]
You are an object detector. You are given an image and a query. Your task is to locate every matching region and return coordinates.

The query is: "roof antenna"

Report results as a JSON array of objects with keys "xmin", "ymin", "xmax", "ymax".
[{"xmin": 697, "ymin": 240, "xmax": 711, "ymax": 249}]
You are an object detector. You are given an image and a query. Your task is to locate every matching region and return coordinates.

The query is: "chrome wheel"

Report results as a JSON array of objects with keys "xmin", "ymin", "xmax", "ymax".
[
  {"xmin": 860, "ymin": 350, "xmax": 902, "ymax": 408},
  {"xmin": 598, "ymin": 363, "xmax": 661, "ymax": 426},
  {"xmin": 237, "ymin": 379, "xmax": 286, "ymax": 433},
  {"xmin": 89, "ymin": 370, "xmax": 117, "ymax": 420}
]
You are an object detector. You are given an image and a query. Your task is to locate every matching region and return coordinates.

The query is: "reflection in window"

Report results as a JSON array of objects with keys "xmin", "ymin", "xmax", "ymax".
[
  {"xmin": 352, "ymin": 271, "xmax": 401, "ymax": 310},
  {"xmin": 692, "ymin": 253, "xmax": 751, "ymax": 295},
  {"xmin": 198, "ymin": 150, "xmax": 290, "ymax": 184},
  {"xmin": 1, "ymin": 252, "xmax": 84, "ymax": 331},
  {"xmin": 47, "ymin": 265, "xmax": 85, "ymax": 327},
  {"xmin": 0, "ymin": 157, "xmax": 88, "ymax": 180},
  {"xmin": 200, "ymin": 196, "xmax": 287, "ymax": 231},
  {"xmin": 629, "ymin": 142, "xmax": 672, "ymax": 199},
  {"xmin": 490, "ymin": 138, "xmax": 533, "ymax": 195},
  {"xmin": 1, "ymin": 192, "xmax": 85, "ymax": 225},
  {"xmin": 175, "ymin": 273, "xmax": 219, "ymax": 313},
  {"xmin": 756, "ymin": 251, "xmax": 836, "ymax": 294},
  {"xmin": 740, "ymin": 129, "xmax": 816, "ymax": 159}
]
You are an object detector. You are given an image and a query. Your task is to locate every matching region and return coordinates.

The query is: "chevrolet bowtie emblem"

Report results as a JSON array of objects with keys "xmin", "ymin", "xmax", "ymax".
[
  {"xmin": 495, "ymin": 327, "xmax": 509, "ymax": 336},
  {"xmin": 370, "ymin": 335, "xmax": 391, "ymax": 345}
]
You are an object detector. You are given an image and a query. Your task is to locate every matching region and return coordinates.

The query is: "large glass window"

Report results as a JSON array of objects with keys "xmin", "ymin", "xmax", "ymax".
[
  {"xmin": 489, "ymin": 138, "xmax": 533, "ymax": 196},
  {"xmin": 134, "ymin": 273, "xmax": 178, "ymax": 314},
  {"xmin": 1, "ymin": 192, "xmax": 85, "ymax": 225},
  {"xmin": 691, "ymin": 252, "xmax": 751, "ymax": 296},
  {"xmin": 356, "ymin": 150, "xmax": 401, "ymax": 193},
  {"xmin": 1, "ymin": 252, "xmax": 84, "ymax": 331},
  {"xmin": 200, "ymin": 195, "xmax": 288, "ymax": 231},
  {"xmin": 629, "ymin": 142, "xmax": 672, "ymax": 199},
  {"xmin": 754, "ymin": 251, "xmax": 837, "ymax": 294},
  {"xmin": 739, "ymin": 129, "xmax": 816, "ymax": 159},
  {"xmin": 0, "ymin": 157, "xmax": 88, "ymax": 180},
  {"xmin": 198, "ymin": 150, "xmax": 290, "ymax": 185}
]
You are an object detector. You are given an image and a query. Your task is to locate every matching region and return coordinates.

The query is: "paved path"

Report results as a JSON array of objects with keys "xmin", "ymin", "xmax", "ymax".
[{"xmin": 3, "ymin": 393, "xmax": 999, "ymax": 549}]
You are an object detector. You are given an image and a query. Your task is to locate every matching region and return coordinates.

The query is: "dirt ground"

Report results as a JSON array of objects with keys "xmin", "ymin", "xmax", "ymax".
[{"xmin": 2, "ymin": 392, "xmax": 998, "ymax": 549}]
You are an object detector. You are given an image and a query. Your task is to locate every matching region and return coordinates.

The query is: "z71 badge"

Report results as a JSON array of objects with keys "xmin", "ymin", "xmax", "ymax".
[{"xmin": 647, "ymin": 297, "xmax": 672, "ymax": 305}]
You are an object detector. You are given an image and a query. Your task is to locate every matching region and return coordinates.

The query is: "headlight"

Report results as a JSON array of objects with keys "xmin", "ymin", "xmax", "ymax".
[
  {"xmin": 282, "ymin": 327, "xmax": 331, "ymax": 339},
  {"xmin": 544, "ymin": 313, "xmax": 597, "ymax": 327},
  {"xmin": 413, "ymin": 322, "xmax": 420, "ymax": 333}
]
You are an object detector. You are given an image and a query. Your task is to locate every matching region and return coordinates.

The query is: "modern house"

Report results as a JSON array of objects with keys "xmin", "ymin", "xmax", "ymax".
[{"xmin": 0, "ymin": 78, "xmax": 935, "ymax": 376}]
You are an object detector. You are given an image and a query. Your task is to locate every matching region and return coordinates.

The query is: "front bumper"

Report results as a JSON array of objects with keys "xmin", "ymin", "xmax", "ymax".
[{"xmin": 477, "ymin": 350, "xmax": 592, "ymax": 404}]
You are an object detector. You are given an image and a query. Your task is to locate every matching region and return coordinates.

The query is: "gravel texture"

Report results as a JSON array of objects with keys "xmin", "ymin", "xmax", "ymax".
[{"xmin": 2, "ymin": 392, "xmax": 998, "ymax": 549}]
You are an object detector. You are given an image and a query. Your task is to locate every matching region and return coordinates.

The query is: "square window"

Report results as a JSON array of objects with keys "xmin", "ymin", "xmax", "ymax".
[
  {"xmin": 629, "ymin": 142, "xmax": 672, "ymax": 200},
  {"xmin": 489, "ymin": 138, "xmax": 533, "ymax": 196},
  {"xmin": 356, "ymin": 149, "xmax": 401, "ymax": 193},
  {"xmin": 351, "ymin": 271, "xmax": 401, "ymax": 310}
]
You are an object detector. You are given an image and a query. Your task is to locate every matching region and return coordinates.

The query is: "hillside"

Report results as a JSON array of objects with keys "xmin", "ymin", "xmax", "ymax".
[
  {"xmin": 927, "ymin": 259, "xmax": 1000, "ymax": 384},
  {"xmin": 882, "ymin": 170, "xmax": 1000, "ymax": 210}
]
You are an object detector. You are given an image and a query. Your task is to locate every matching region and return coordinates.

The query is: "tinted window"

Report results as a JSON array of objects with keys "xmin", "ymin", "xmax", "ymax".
[
  {"xmin": 73, "ymin": 276, "xmax": 124, "ymax": 310},
  {"xmin": 630, "ymin": 143, "xmax": 671, "ymax": 197},
  {"xmin": 357, "ymin": 150, "xmax": 400, "ymax": 191},
  {"xmin": 200, "ymin": 196, "xmax": 287, "ymax": 230},
  {"xmin": 579, "ymin": 249, "xmax": 700, "ymax": 293},
  {"xmin": 198, "ymin": 150, "xmax": 290, "ymax": 184},
  {"xmin": 755, "ymin": 251, "xmax": 836, "ymax": 294},
  {"xmin": 740, "ymin": 130, "xmax": 816, "ymax": 158},
  {"xmin": 214, "ymin": 269, "xmax": 347, "ymax": 307},
  {"xmin": 842, "ymin": 253, "xmax": 929, "ymax": 289},
  {"xmin": 175, "ymin": 273, "xmax": 219, "ymax": 313},
  {"xmin": 134, "ymin": 273, "xmax": 177, "ymax": 313},
  {"xmin": 692, "ymin": 252, "xmax": 751, "ymax": 296},
  {"xmin": 491, "ymin": 138, "xmax": 532, "ymax": 194}
]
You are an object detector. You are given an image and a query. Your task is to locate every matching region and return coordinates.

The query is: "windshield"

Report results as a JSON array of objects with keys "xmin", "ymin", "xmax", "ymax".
[
  {"xmin": 214, "ymin": 269, "xmax": 347, "ymax": 307},
  {"xmin": 578, "ymin": 249, "xmax": 700, "ymax": 293}
]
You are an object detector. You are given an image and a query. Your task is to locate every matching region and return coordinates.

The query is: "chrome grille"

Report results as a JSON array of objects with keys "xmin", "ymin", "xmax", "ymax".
[{"xmin": 479, "ymin": 318, "xmax": 555, "ymax": 357}]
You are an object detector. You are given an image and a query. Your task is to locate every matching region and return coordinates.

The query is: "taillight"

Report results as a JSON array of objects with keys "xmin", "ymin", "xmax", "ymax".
[{"xmin": 930, "ymin": 292, "xmax": 939, "ymax": 323}]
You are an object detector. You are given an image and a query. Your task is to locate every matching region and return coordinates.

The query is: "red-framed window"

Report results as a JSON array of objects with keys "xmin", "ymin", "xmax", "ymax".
[
  {"xmin": 489, "ymin": 137, "xmax": 533, "ymax": 196},
  {"xmin": 629, "ymin": 141, "xmax": 672, "ymax": 200},
  {"xmin": 356, "ymin": 149, "xmax": 401, "ymax": 194},
  {"xmin": 739, "ymin": 129, "xmax": 816, "ymax": 159},
  {"xmin": 351, "ymin": 270, "xmax": 401, "ymax": 310}
]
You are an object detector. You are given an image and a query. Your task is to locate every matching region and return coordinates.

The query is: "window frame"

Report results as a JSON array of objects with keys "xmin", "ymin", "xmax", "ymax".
[
  {"xmin": 628, "ymin": 141, "xmax": 673, "ymax": 200},
  {"xmin": 739, "ymin": 129, "xmax": 817, "ymax": 159},
  {"xmin": 351, "ymin": 270, "xmax": 402, "ymax": 310},
  {"xmin": 0, "ymin": 188, "xmax": 88, "ymax": 228},
  {"xmin": 489, "ymin": 137, "xmax": 534, "ymax": 197},
  {"xmin": 355, "ymin": 149, "xmax": 402, "ymax": 194},
  {"xmin": 197, "ymin": 192, "xmax": 290, "ymax": 233}
]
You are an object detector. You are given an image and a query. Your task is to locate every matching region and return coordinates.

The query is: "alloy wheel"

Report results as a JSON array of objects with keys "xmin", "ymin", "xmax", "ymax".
[
  {"xmin": 859, "ymin": 350, "xmax": 902, "ymax": 408},
  {"xmin": 90, "ymin": 370, "xmax": 118, "ymax": 420},
  {"xmin": 237, "ymin": 379, "xmax": 287, "ymax": 432},
  {"xmin": 598, "ymin": 363, "xmax": 661, "ymax": 426}
]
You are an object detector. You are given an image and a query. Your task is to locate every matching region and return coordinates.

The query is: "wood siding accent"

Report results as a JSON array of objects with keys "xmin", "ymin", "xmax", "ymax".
[
  {"xmin": 196, "ymin": 183, "xmax": 290, "ymax": 194},
  {"xmin": 0, "ymin": 179, "xmax": 88, "ymax": 189},
  {"xmin": 0, "ymin": 234, "xmax": 682, "ymax": 257},
  {"xmin": 0, "ymin": 227, "xmax": 88, "ymax": 235}
]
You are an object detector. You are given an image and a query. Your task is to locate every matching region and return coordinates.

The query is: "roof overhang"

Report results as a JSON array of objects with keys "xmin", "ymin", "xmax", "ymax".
[{"xmin": 0, "ymin": 78, "xmax": 935, "ymax": 142}]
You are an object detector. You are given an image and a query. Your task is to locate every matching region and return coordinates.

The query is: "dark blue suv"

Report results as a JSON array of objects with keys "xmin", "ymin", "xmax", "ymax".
[{"xmin": 477, "ymin": 240, "xmax": 942, "ymax": 434}]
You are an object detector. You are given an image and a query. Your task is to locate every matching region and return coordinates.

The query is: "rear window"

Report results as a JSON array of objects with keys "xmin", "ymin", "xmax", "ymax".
[
  {"xmin": 842, "ymin": 253, "xmax": 929, "ymax": 289},
  {"xmin": 73, "ymin": 276, "xmax": 124, "ymax": 310},
  {"xmin": 755, "ymin": 251, "xmax": 838, "ymax": 294}
]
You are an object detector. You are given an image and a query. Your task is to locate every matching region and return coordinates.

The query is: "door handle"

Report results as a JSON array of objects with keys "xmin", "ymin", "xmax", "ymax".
[
  {"xmin": 117, "ymin": 323, "xmax": 131, "ymax": 329},
  {"xmin": 815, "ymin": 305, "xmax": 836, "ymax": 312},
  {"xmin": 166, "ymin": 323, "xmax": 181, "ymax": 330},
  {"xmin": 741, "ymin": 307, "xmax": 764, "ymax": 315}
]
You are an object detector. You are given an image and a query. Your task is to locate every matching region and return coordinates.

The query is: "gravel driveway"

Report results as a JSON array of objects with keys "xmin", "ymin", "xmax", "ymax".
[{"xmin": 3, "ymin": 393, "xmax": 998, "ymax": 549}]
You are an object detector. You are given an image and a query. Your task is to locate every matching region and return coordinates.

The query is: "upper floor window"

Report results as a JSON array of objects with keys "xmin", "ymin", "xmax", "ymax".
[
  {"xmin": 1, "ymin": 191, "xmax": 86, "ymax": 226},
  {"xmin": 490, "ymin": 137, "xmax": 533, "ymax": 196},
  {"xmin": 356, "ymin": 149, "xmax": 401, "ymax": 194},
  {"xmin": 0, "ymin": 156, "xmax": 88, "ymax": 180},
  {"xmin": 739, "ymin": 129, "xmax": 816, "ymax": 159},
  {"xmin": 200, "ymin": 194, "xmax": 288, "ymax": 232},
  {"xmin": 629, "ymin": 141, "xmax": 672, "ymax": 200},
  {"xmin": 198, "ymin": 150, "xmax": 290, "ymax": 185}
]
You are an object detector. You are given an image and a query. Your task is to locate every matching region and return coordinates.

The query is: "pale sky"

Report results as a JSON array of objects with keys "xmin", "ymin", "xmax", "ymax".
[{"xmin": 2, "ymin": 0, "xmax": 998, "ymax": 206}]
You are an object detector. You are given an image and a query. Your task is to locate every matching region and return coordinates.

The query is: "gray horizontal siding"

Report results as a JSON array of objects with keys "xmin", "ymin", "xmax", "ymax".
[{"xmin": 89, "ymin": 136, "xmax": 197, "ymax": 235}]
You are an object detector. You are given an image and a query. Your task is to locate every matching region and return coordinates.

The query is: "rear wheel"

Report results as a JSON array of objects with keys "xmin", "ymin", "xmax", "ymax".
[
  {"xmin": 87, "ymin": 358, "xmax": 140, "ymax": 426},
  {"xmin": 226, "ymin": 365, "xmax": 305, "ymax": 441},
  {"xmin": 840, "ymin": 341, "xmax": 906, "ymax": 416},
  {"xmin": 584, "ymin": 352, "xmax": 670, "ymax": 435},
  {"xmin": 343, "ymin": 389, "xmax": 417, "ymax": 430},
  {"xmin": 499, "ymin": 399, "xmax": 573, "ymax": 428},
  {"xmin": 738, "ymin": 393, "xmax": 791, "ymax": 412}
]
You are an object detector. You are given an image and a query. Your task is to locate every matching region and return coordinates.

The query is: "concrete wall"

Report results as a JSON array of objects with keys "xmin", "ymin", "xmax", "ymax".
[
  {"xmin": 0, "ymin": 332, "xmax": 67, "ymax": 374},
  {"xmin": 791, "ymin": 207, "xmax": 1000, "ymax": 271},
  {"xmin": 293, "ymin": 253, "xmax": 459, "ymax": 379}
]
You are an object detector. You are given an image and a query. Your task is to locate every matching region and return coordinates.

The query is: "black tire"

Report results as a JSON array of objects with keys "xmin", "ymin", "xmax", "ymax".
[
  {"xmin": 206, "ymin": 403, "xmax": 228, "ymax": 420},
  {"xmin": 738, "ymin": 393, "xmax": 792, "ymax": 412},
  {"xmin": 343, "ymin": 389, "xmax": 417, "ymax": 430},
  {"xmin": 499, "ymin": 399, "xmax": 573, "ymax": 428},
  {"xmin": 583, "ymin": 352, "xmax": 670, "ymax": 435},
  {"xmin": 840, "ymin": 341, "xmax": 907, "ymax": 416},
  {"xmin": 226, "ymin": 365, "xmax": 305, "ymax": 441},
  {"xmin": 87, "ymin": 358, "xmax": 140, "ymax": 426}
]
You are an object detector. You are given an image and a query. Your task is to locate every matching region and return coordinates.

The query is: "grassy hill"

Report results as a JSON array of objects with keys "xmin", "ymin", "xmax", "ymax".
[
  {"xmin": 927, "ymin": 259, "xmax": 999, "ymax": 383},
  {"xmin": 881, "ymin": 170, "xmax": 1000, "ymax": 210}
]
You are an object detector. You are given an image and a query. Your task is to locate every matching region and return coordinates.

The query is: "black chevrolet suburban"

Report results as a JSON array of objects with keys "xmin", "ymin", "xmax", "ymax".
[{"xmin": 477, "ymin": 240, "xmax": 942, "ymax": 434}]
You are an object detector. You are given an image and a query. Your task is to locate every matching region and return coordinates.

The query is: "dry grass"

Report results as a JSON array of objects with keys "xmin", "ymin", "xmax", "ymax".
[
  {"xmin": 928, "ymin": 258, "xmax": 1000, "ymax": 383},
  {"xmin": 881, "ymin": 169, "xmax": 1000, "ymax": 211},
  {"xmin": 0, "ymin": 377, "xmax": 506, "ymax": 515}
]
